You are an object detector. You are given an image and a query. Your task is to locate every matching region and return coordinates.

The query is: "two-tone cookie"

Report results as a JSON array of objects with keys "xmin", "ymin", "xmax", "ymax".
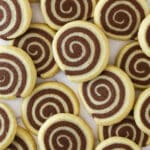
[
  {"xmin": 38, "ymin": 113, "xmax": 94, "ymax": 150},
  {"xmin": 0, "ymin": 0, "xmax": 32, "ymax": 39},
  {"xmin": 94, "ymin": 0, "xmax": 149, "ymax": 40},
  {"xmin": 6, "ymin": 126, "xmax": 36, "ymax": 150},
  {"xmin": 98, "ymin": 116, "xmax": 150, "ymax": 147},
  {"xmin": 116, "ymin": 42, "xmax": 150, "ymax": 89},
  {"xmin": 22, "ymin": 82, "xmax": 79, "ymax": 135},
  {"xmin": 134, "ymin": 88, "xmax": 150, "ymax": 135},
  {"xmin": 78, "ymin": 66, "xmax": 135, "ymax": 126},
  {"xmin": 41, "ymin": 0, "xmax": 96, "ymax": 30},
  {"xmin": 0, "ymin": 103, "xmax": 17, "ymax": 149},
  {"xmin": 95, "ymin": 137, "xmax": 141, "ymax": 150},
  {"xmin": 0, "ymin": 46, "xmax": 37, "ymax": 99},
  {"xmin": 138, "ymin": 15, "xmax": 150, "ymax": 57},
  {"xmin": 52, "ymin": 21, "xmax": 110, "ymax": 82},
  {"xmin": 11, "ymin": 24, "xmax": 59, "ymax": 79}
]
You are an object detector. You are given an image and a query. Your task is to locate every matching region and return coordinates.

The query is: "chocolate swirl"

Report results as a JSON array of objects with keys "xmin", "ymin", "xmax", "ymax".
[
  {"xmin": 82, "ymin": 70, "xmax": 125, "ymax": 119},
  {"xmin": 102, "ymin": 116, "xmax": 148, "ymax": 146},
  {"xmin": 0, "ymin": 0, "xmax": 22, "ymax": 39},
  {"xmin": 44, "ymin": 0, "xmax": 94, "ymax": 29},
  {"xmin": 118, "ymin": 43, "xmax": 150, "ymax": 88},
  {"xmin": 140, "ymin": 96, "xmax": 150, "ymax": 129},
  {"xmin": 26, "ymin": 89, "xmax": 74, "ymax": 130},
  {"xmin": 44, "ymin": 121, "xmax": 86, "ymax": 150},
  {"xmin": 6, "ymin": 136, "xmax": 28, "ymax": 150},
  {"xmin": 56, "ymin": 27, "xmax": 101, "ymax": 76},
  {"xmin": 0, "ymin": 107, "xmax": 9, "ymax": 142},
  {"xmin": 0, "ymin": 53, "xmax": 27, "ymax": 97},
  {"xmin": 103, "ymin": 144, "xmax": 133, "ymax": 150},
  {"xmin": 98, "ymin": 0, "xmax": 146, "ymax": 39},
  {"xmin": 13, "ymin": 26, "xmax": 56, "ymax": 78}
]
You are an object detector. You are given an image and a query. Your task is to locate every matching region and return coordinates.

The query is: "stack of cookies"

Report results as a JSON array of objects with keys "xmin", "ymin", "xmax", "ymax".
[{"xmin": 0, "ymin": 0, "xmax": 149, "ymax": 150}]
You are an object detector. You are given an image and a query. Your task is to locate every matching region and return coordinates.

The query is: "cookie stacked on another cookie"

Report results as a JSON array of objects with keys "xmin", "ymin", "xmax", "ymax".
[
  {"xmin": 38, "ymin": 113, "xmax": 94, "ymax": 150},
  {"xmin": 22, "ymin": 82, "xmax": 80, "ymax": 135}
]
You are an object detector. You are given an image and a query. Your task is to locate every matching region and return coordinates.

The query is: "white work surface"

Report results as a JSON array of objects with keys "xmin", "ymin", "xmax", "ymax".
[{"xmin": 0, "ymin": 2, "xmax": 149, "ymax": 150}]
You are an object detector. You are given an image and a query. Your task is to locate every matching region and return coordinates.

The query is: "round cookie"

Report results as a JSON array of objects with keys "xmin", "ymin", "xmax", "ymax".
[
  {"xmin": 52, "ymin": 21, "xmax": 110, "ymax": 82},
  {"xmin": 0, "ymin": 102, "xmax": 17, "ymax": 149},
  {"xmin": 116, "ymin": 42, "xmax": 150, "ymax": 89},
  {"xmin": 41, "ymin": 0, "xmax": 96, "ymax": 30},
  {"xmin": 94, "ymin": 0, "xmax": 149, "ymax": 40},
  {"xmin": 6, "ymin": 126, "xmax": 36, "ymax": 150},
  {"xmin": 0, "ymin": 0, "xmax": 32, "ymax": 39},
  {"xmin": 138, "ymin": 15, "xmax": 150, "ymax": 57},
  {"xmin": 38, "ymin": 113, "xmax": 94, "ymax": 150},
  {"xmin": 95, "ymin": 137, "xmax": 141, "ymax": 150},
  {"xmin": 11, "ymin": 24, "xmax": 59, "ymax": 79},
  {"xmin": 134, "ymin": 88, "xmax": 150, "ymax": 135},
  {"xmin": 78, "ymin": 65, "xmax": 135, "ymax": 126},
  {"xmin": 98, "ymin": 116, "xmax": 150, "ymax": 147},
  {"xmin": 22, "ymin": 82, "xmax": 80, "ymax": 135},
  {"xmin": 0, "ymin": 46, "xmax": 37, "ymax": 99}
]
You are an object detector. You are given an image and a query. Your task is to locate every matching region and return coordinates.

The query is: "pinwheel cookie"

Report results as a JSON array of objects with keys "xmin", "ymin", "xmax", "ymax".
[
  {"xmin": 98, "ymin": 116, "xmax": 150, "ymax": 147},
  {"xmin": 52, "ymin": 21, "xmax": 110, "ymax": 82},
  {"xmin": 94, "ymin": 0, "xmax": 149, "ymax": 40},
  {"xmin": 22, "ymin": 82, "xmax": 79, "ymax": 135},
  {"xmin": 0, "ymin": 103, "xmax": 17, "ymax": 149},
  {"xmin": 138, "ymin": 15, "xmax": 150, "ymax": 57},
  {"xmin": 78, "ymin": 66, "xmax": 135, "ymax": 126},
  {"xmin": 0, "ymin": 0, "xmax": 32, "ymax": 39},
  {"xmin": 11, "ymin": 24, "xmax": 59, "ymax": 79},
  {"xmin": 0, "ymin": 46, "xmax": 37, "ymax": 99},
  {"xmin": 6, "ymin": 126, "xmax": 36, "ymax": 150},
  {"xmin": 95, "ymin": 137, "xmax": 141, "ymax": 150},
  {"xmin": 116, "ymin": 42, "xmax": 150, "ymax": 89},
  {"xmin": 38, "ymin": 113, "xmax": 94, "ymax": 150},
  {"xmin": 41, "ymin": 0, "xmax": 96, "ymax": 30},
  {"xmin": 134, "ymin": 88, "xmax": 150, "ymax": 135}
]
